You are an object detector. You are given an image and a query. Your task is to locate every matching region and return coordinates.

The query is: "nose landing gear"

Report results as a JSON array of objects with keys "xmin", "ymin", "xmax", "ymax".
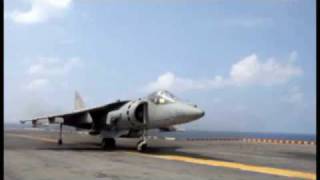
[
  {"xmin": 137, "ymin": 138, "xmax": 148, "ymax": 152},
  {"xmin": 136, "ymin": 102, "xmax": 149, "ymax": 152},
  {"xmin": 137, "ymin": 140, "xmax": 147, "ymax": 152},
  {"xmin": 137, "ymin": 125, "xmax": 148, "ymax": 152}
]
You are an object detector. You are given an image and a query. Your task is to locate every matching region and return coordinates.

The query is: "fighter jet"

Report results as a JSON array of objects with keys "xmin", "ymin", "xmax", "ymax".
[{"xmin": 21, "ymin": 90, "xmax": 205, "ymax": 152}]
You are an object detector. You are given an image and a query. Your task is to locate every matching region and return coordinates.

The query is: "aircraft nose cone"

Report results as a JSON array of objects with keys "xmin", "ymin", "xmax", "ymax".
[
  {"xmin": 172, "ymin": 102, "xmax": 205, "ymax": 123},
  {"xmin": 191, "ymin": 108, "xmax": 205, "ymax": 119},
  {"xmin": 199, "ymin": 110, "xmax": 205, "ymax": 117},
  {"xmin": 180, "ymin": 105, "xmax": 205, "ymax": 120}
]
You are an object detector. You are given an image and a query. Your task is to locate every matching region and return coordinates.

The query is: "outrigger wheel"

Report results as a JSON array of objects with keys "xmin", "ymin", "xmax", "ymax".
[
  {"xmin": 58, "ymin": 123, "xmax": 63, "ymax": 145},
  {"xmin": 58, "ymin": 139, "xmax": 63, "ymax": 145},
  {"xmin": 101, "ymin": 138, "xmax": 116, "ymax": 150}
]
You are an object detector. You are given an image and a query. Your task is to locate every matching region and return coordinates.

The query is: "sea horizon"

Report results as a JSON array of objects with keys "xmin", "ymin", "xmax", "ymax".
[{"xmin": 4, "ymin": 122, "xmax": 316, "ymax": 141}]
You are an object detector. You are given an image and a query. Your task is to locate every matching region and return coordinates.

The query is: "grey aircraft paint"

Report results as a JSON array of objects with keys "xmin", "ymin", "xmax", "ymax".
[{"xmin": 21, "ymin": 90, "xmax": 205, "ymax": 152}]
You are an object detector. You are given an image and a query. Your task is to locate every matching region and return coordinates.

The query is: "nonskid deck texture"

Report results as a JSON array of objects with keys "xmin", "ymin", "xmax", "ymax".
[{"xmin": 4, "ymin": 130, "xmax": 316, "ymax": 180}]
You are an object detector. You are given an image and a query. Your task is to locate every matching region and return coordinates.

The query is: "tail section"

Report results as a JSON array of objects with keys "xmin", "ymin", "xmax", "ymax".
[{"xmin": 74, "ymin": 91, "xmax": 86, "ymax": 110}]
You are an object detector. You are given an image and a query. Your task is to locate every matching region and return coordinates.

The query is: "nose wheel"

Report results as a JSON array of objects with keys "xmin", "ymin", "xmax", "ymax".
[
  {"xmin": 101, "ymin": 138, "xmax": 116, "ymax": 150},
  {"xmin": 137, "ymin": 139, "xmax": 148, "ymax": 152},
  {"xmin": 137, "ymin": 125, "xmax": 149, "ymax": 152}
]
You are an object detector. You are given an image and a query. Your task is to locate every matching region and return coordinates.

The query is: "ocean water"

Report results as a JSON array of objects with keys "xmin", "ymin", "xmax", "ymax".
[
  {"xmin": 5, "ymin": 123, "xmax": 316, "ymax": 141},
  {"xmin": 153, "ymin": 130, "xmax": 316, "ymax": 141}
]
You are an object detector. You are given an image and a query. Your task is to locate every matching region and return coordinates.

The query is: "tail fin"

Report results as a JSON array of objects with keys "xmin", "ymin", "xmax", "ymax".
[{"xmin": 74, "ymin": 91, "xmax": 86, "ymax": 110}]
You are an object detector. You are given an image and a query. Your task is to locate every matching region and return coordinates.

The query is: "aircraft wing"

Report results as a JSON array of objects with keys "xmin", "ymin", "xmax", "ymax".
[{"xmin": 20, "ymin": 101, "xmax": 129, "ymax": 129}]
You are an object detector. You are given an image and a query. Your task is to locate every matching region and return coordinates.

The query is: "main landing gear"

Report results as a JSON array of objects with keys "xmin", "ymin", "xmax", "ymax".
[{"xmin": 101, "ymin": 138, "xmax": 116, "ymax": 150}]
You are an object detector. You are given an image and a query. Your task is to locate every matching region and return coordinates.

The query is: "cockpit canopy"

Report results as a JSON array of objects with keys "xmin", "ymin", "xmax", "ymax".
[{"xmin": 147, "ymin": 90, "xmax": 178, "ymax": 105}]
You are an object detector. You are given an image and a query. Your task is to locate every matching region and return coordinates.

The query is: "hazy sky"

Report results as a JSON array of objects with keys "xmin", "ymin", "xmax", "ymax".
[{"xmin": 4, "ymin": 0, "xmax": 316, "ymax": 134}]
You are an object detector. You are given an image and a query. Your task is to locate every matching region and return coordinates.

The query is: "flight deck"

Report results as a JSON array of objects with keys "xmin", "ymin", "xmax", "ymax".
[{"xmin": 4, "ymin": 129, "xmax": 316, "ymax": 180}]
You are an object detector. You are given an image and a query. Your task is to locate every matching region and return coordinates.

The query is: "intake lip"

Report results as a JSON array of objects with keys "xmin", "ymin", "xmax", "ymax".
[{"xmin": 134, "ymin": 103, "xmax": 145, "ymax": 123}]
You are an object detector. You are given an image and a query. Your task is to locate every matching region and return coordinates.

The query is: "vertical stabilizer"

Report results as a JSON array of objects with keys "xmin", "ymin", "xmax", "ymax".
[{"xmin": 74, "ymin": 91, "xmax": 86, "ymax": 110}]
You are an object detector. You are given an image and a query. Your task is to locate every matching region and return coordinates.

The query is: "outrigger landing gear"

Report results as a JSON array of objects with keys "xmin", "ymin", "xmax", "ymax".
[
  {"xmin": 101, "ymin": 138, "xmax": 116, "ymax": 150},
  {"xmin": 58, "ymin": 123, "xmax": 63, "ymax": 145},
  {"xmin": 58, "ymin": 139, "xmax": 63, "ymax": 145}
]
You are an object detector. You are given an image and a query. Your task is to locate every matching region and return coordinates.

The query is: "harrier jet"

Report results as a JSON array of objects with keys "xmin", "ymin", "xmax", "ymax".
[{"xmin": 21, "ymin": 90, "xmax": 205, "ymax": 152}]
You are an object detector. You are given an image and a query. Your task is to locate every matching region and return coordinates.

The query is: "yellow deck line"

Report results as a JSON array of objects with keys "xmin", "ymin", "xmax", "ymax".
[
  {"xmin": 7, "ymin": 133, "xmax": 316, "ymax": 180},
  {"xmin": 129, "ymin": 153, "xmax": 316, "ymax": 180}
]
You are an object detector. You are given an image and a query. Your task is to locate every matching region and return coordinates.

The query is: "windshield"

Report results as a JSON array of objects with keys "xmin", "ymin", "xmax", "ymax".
[{"xmin": 147, "ymin": 90, "xmax": 177, "ymax": 105}]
